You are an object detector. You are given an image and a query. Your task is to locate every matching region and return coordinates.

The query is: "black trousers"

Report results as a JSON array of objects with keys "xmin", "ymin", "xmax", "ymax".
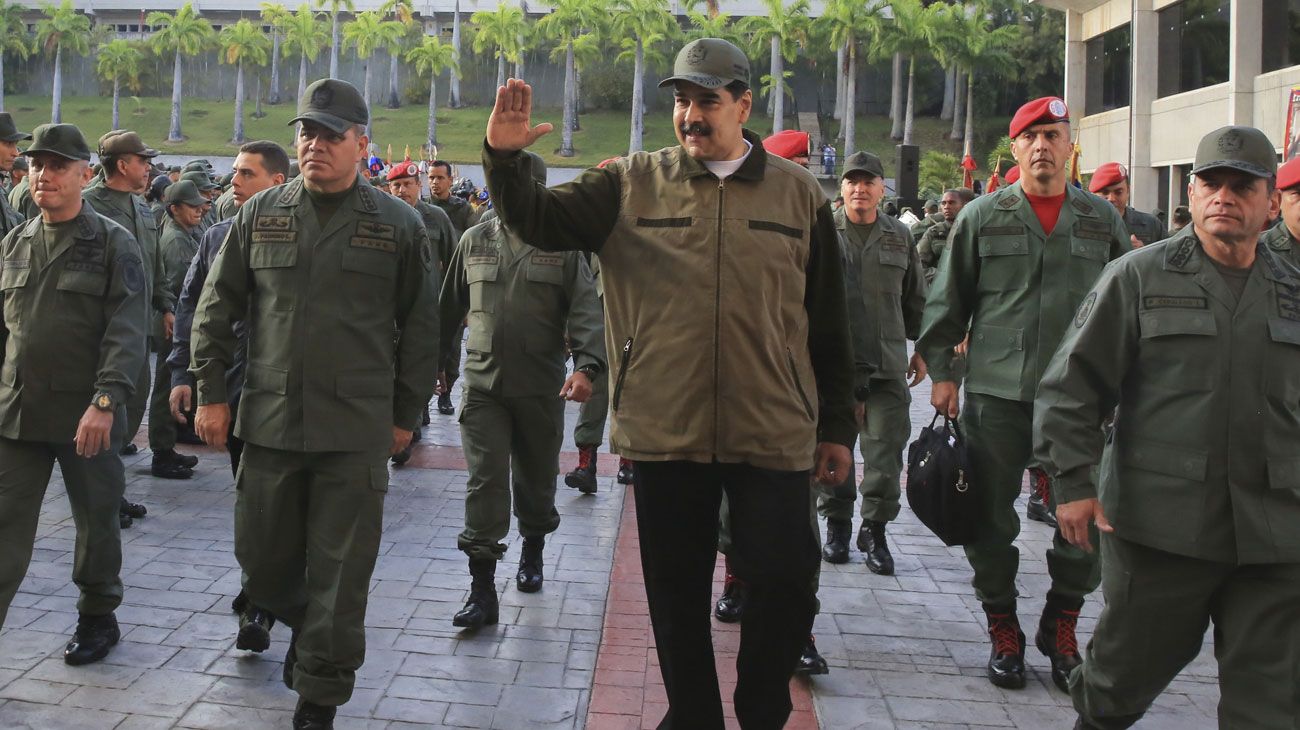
[{"xmin": 633, "ymin": 460, "xmax": 819, "ymax": 730}]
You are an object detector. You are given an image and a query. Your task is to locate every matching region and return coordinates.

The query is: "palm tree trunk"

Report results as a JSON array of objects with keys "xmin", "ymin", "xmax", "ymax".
[
  {"xmin": 363, "ymin": 61, "xmax": 373, "ymax": 138},
  {"xmin": 940, "ymin": 66, "xmax": 955, "ymax": 120},
  {"xmin": 299, "ymin": 52, "xmax": 309, "ymax": 101},
  {"xmin": 427, "ymin": 71, "xmax": 437, "ymax": 149},
  {"xmin": 269, "ymin": 33, "xmax": 282, "ymax": 104},
  {"xmin": 771, "ymin": 36, "xmax": 784, "ymax": 133},
  {"xmin": 628, "ymin": 36, "xmax": 644, "ymax": 153},
  {"xmin": 0, "ymin": 53, "xmax": 7, "ymax": 113},
  {"xmin": 573, "ymin": 69, "xmax": 582, "ymax": 130},
  {"xmin": 903, "ymin": 56, "xmax": 916, "ymax": 144},
  {"xmin": 844, "ymin": 43, "xmax": 856, "ymax": 157},
  {"xmin": 560, "ymin": 41, "xmax": 575, "ymax": 157},
  {"xmin": 233, "ymin": 60, "xmax": 246, "ymax": 144},
  {"xmin": 112, "ymin": 78, "xmax": 121, "ymax": 130},
  {"xmin": 496, "ymin": 54, "xmax": 506, "ymax": 88},
  {"xmin": 169, "ymin": 47, "xmax": 184, "ymax": 141},
  {"xmin": 330, "ymin": 12, "xmax": 341, "ymax": 79},
  {"xmin": 963, "ymin": 71, "xmax": 975, "ymax": 158},
  {"xmin": 387, "ymin": 51, "xmax": 401, "ymax": 108},
  {"xmin": 51, "ymin": 43, "xmax": 63, "ymax": 123},
  {"xmin": 889, "ymin": 52, "xmax": 902, "ymax": 127},
  {"xmin": 832, "ymin": 43, "xmax": 844, "ymax": 121},
  {"xmin": 950, "ymin": 70, "xmax": 965, "ymax": 141},
  {"xmin": 449, "ymin": 0, "xmax": 462, "ymax": 108}
]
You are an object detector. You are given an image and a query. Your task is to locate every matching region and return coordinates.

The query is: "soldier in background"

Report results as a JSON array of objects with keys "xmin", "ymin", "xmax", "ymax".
[
  {"xmin": 1088, "ymin": 162, "xmax": 1164, "ymax": 248},
  {"xmin": 916, "ymin": 187, "xmax": 974, "ymax": 283},
  {"xmin": 0, "ymin": 114, "xmax": 30, "ymax": 236}
]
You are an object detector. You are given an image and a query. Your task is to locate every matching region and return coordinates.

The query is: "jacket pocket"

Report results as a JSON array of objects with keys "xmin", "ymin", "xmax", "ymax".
[
  {"xmin": 1267, "ymin": 456, "xmax": 1300, "ymax": 496},
  {"xmin": 1139, "ymin": 310, "xmax": 1217, "ymax": 338},
  {"xmin": 1, "ymin": 263, "xmax": 29, "ymax": 290},
  {"xmin": 787, "ymin": 348, "xmax": 815, "ymax": 420},
  {"xmin": 612, "ymin": 337, "xmax": 633, "ymax": 412},
  {"xmin": 341, "ymin": 248, "xmax": 396, "ymax": 279},
  {"xmin": 467, "ymin": 263, "xmax": 498, "ymax": 313},
  {"xmin": 966, "ymin": 323, "xmax": 1025, "ymax": 397},
  {"xmin": 976, "ymin": 235, "xmax": 1029, "ymax": 292},
  {"xmin": 1265, "ymin": 318, "xmax": 1300, "ymax": 408},
  {"xmin": 245, "ymin": 362, "xmax": 289, "ymax": 395},
  {"xmin": 57, "ymin": 270, "xmax": 107, "ymax": 296},
  {"xmin": 1119, "ymin": 441, "xmax": 1208, "ymax": 481},
  {"xmin": 249, "ymin": 243, "xmax": 299, "ymax": 269}
]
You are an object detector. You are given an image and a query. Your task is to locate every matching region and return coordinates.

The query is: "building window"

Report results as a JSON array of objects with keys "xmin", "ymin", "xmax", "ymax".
[
  {"xmin": 1086, "ymin": 23, "xmax": 1131, "ymax": 115},
  {"xmin": 1262, "ymin": 0, "xmax": 1300, "ymax": 73},
  {"xmin": 1157, "ymin": 0, "xmax": 1230, "ymax": 97}
]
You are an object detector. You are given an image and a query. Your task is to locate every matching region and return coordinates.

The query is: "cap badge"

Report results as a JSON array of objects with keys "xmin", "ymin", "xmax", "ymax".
[
  {"xmin": 686, "ymin": 45, "xmax": 708, "ymax": 65},
  {"xmin": 1048, "ymin": 99, "xmax": 1067, "ymax": 118},
  {"xmin": 311, "ymin": 84, "xmax": 333, "ymax": 108},
  {"xmin": 1217, "ymin": 131, "xmax": 1244, "ymax": 154}
]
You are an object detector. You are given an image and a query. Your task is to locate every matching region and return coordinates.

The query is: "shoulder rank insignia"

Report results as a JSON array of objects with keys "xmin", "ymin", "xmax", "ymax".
[{"xmin": 997, "ymin": 194, "xmax": 1020, "ymax": 209}]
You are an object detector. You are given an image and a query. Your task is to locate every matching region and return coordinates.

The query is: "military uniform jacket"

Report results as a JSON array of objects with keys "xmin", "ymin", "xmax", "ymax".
[
  {"xmin": 916, "ymin": 218, "xmax": 952, "ymax": 280},
  {"xmin": 169, "ymin": 218, "xmax": 245, "ymax": 405},
  {"xmin": 215, "ymin": 188, "xmax": 238, "ymax": 222},
  {"xmin": 918, "ymin": 182, "xmax": 1129, "ymax": 401},
  {"xmin": 440, "ymin": 217, "xmax": 605, "ymax": 398},
  {"xmin": 1123, "ymin": 206, "xmax": 1164, "ymax": 246},
  {"xmin": 1035, "ymin": 235, "xmax": 1300, "ymax": 564},
  {"xmin": 191, "ymin": 176, "xmax": 439, "ymax": 452},
  {"xmin": 84, "ymin": 183, "xmax": 174, "ymax": 340},
  {"xmin": 8, "ymin": 178, "xmax": 35, "ymax": 221},
  {"xmin": 159, "ymin": 217, "xmax": 201, "ymax": 304},
  {"xmin": 909, "ymin": 210, "xmax": 944, "ymax": 238},
  {"xmin": 836, "ymin": 208, "xmax": 927, "ymax": 388},
  {"xmin": 414, "ymin": 200, "xmax": 456, "ymax": 272},
  {"xmin": 431, "ymin": 194, "xmax": 478, "ymax": 240},
  {"xmin": 0, "ymin": 179, "xmax": 25, "ymax": 236},
  {"xmin": 1259, "ymin": 222, "xmax": 1300, "ymax": 267},
  {"xmin": 0, "ymin": 204, "xmax": 147, "ymax": 441}
]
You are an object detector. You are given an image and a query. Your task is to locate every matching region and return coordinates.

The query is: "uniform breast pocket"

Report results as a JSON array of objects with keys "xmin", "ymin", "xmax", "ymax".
[
  {"xmin": 1264, "ymin": 318, "xmax": 1300, "ymax": 414},
  {"xmin": 249, "ymin": 243, "xmax": 299, "ymax": 269},
  {"xmin": 341, "ymin": 248, "xmax": 396, "ymax": 279},
  {"xmin": 467, "ymin": 263, "xmax": 498, "ymax": 313},
  {"xmin": 1137, "ymin": 309, "xmax": 1219, "ymax": 388},
  {"xmin": 976, "ymin": 235, "xmax": 1029, "ymax": 292},
  {"xmin": 1069, "ymin": 237, "xmax": 1110, "ymax": 293},
  {"xmin": 57, "ymin": 270, "xmax": 108, "ymax": 297},
  {"xmin": 0, "ymin": 263, "xmax": 27, "ymax": 328},
  {"xmin": 526, "ymin": 260, "xmax": 565, "ymax": 286}
]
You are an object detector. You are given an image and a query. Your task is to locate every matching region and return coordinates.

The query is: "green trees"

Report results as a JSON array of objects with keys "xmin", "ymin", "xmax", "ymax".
[
  {"xmin": 219, "ymin": 19, "xmax": 271, "ymax": 144},
  {"xmin": 282, "ymin": 3, "xmax": 329, "ymax": 103},
  {"xmin": 817, "ymin": 0, "xmax": 887, "ymax": 157},
  {"xmin": 612, "ymin": 0, "xmax": 674, "ymax": 154},
  {"xmin": 738, "ymin": 0, "xmax": 808, "ymax": 133},
  {"xmin": 148, "ymin": 3, "xmax": 214, "ymax": 142},
  {"xmin": 342, "ymin": 11, "xmax": 403, "ymax": 135},
  {"xmin": 96, "ymin": 39, "xmax": 143, "ymax": 130},
  {"xmin": 539, "ymin": 0, "xmax": 601, "ymax": 157},
  {"xmin": 405, "ymin": 34, "xmax": 457, "ymax": 151},
  {"xmin": 449, "ymin": 0, "xmax": 464, "ymax": 107},
  {"xmin": 881, "ymin": 0, "xmax": 947, "ymax": 145},
  {"xmin": 320, "ymin": 0, "xmax": 355, "ymax": 79},
  {"xmin": 950, "ymin": 11, "xmax": 1017, "ymax": 157},
  {"xmin": 36, "ymin": 0, "xmax": 90, "ymax": 124},
  {"xmin": 260, "ymin": 3, "xmax": 291, "ymax": 104},
  {"xmin": 380, "ymin": 0, "xmax": 415, "ymax": 108},
  {"xmin": 0, "ymin": 1, "xmax": 30, "ymax": 114},
  {"xmin": 471, "ymin": 5, "xmax": 528, "ymax": 88}
]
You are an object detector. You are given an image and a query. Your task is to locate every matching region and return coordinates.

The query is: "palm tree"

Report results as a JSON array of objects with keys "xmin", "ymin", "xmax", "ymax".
[
  {"xmin": 219, "ymin": 19, "xmax": 271, "ymax": 144},
  {"xmin": 613, "ymin": 0, "xmax": 674, "ymax": 154},
  {"xmin": 319, "ymin": 0, "xmax": 355, "ymax": 79},
  {"xmin": 738, "ymin": 0, "xmax": 808, "ymax": 134},
  {"xmin": 449, "ymin": 0, "xmax": 464, "ymax": 107},
  {"xmin": 96, "ymin": 39, "xmax": 143, "ymax": 130},
  {"xmin": 570, "ymin": 28, "xmax": 605, "ymax": 129},
  {"xmin": 0, "ymin": 2, "xmax": 30, "ymax": 114},
  {"xmin": 817, "ymin": 0, "xmax": 887, "ymax": 157},
  {"xmin": 282, "ymin": 3, "xmax": 329, "ymax": 103},
  {"xmin": 684, "ymin": 6, "xmax": 738, "ymax": 45},
  {"xmin": 380, "ymin": 0, "xmax": 415, "ymax": 108},
  {"xmin": 36, "ymin": 0, "xmax": 91, "ymax": 124},
  {"xmin": 343, "ymin": 11, "xmax": 403, "ymax": 135},
  {"xmin": 148, "ymin": 3, "xmax": 215, "ymax": 142},
  {"xmin": 881, "ymin": 0, "xmax": 945, "ymax": 145},
  {"xmin": 952, "ymin": 12, "xmax": 1016, "ymax": 157},
  {"xmin": 539, "ymin": 0, "xmax": 601, "ymax": 157},
  {"xmin": 471, "ymin": 5, "xmax": 527, "ymax": 88},
  {"xmin": 406, "ymin": 34, "xmax": 457, "ymax": 151},
  {"xmin": 260, "ymin": 3, "xmax": 291, "ymax": 104}
]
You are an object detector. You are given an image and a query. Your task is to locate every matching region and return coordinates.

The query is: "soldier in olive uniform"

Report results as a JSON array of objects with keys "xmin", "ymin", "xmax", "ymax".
[
  {"xmin": 0, "ymin": 114, "xmax": 31, "ymax": 236},
  {"xmin": 818, "ymin": 152, "xmax": 927, "ymax": 573},
  {"xmin": 918, "ymin": 97, "xmax": 1130, "ymax": 692},
  {"xmin": 191, "ymin": 80, "xmax": 438, "ymax": 729},
  {"xmin": 440, "ymin": 152, "xmax": 605, "ymax": 629},
  {"xmin": 180, "ymin": 170, "xmax": 219, "ymax": 234},
  {"xmin": 428, "ymin": 159, "xmax": 477, "ymax": 417},
  {"xmin": 1088, "ymin": 163, "xmax": 1163, "ymax": 248},
  {"xmin": 9, "ymin": 156, "xmax": 27, "ymax": 191},
  {"xmin": 1260, "ymin": 155, "xmax": 1300, "ymax": 266},
  {"xmin": 916, "ymin": 187, "xmax": 974, "ymax": 283},
  {"xmin": 0, "ymin": 124, "xmax": 147, "ymax": 666},
  {"xmin": 9, "ymin": 166, "xmax": 35, "ymax": 220},
  {"xmin": 909, "ymin": 199, "xmax": 944, "ymax": 239},
  {"xmin": 1036, "ymin": 126, "xmax": 1300, "ymax": 730}
]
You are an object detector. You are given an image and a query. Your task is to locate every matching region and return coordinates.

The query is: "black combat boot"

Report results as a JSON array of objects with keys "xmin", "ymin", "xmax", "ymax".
[
  {"xmin": 119, "ymin": 512, "xmax": 133, "ymax": 529},
  {"xmin": 391, "ymin": 443, "xmax": 412, "ymax": 466},
  {"xmin": 983, "ymin": 603, "xmax": 1026, "ymax": 688},
  {"xmin": 231, "ymin": 590, "xmax": 249, "ymax": 615},
  {"xmin": 64, "ymin": 613, "xmax": 120, "ymax": 665},
  {"xmin": 156, "ymin": 448, "xmax": 198, "ymax": 468},
  {"xmin": 564, "ymin": 445, "xmax": 599, "ymax": 494},
  {"xmin": 119, "ymin": 497, "xmax": 147, "ymax": 519},
  {"xmin": 236, "ymin": 606, "xmax": 275, "ymax": 653},
  {"xmin": 1026, "ymin": 467, "xmax": 1058, "ymax": 527},
  {"xmin": 615, "ymin": 458, "xmax": 634, "ymax": 485},
  {"xmin": 453, "ymin": 559, "xmax": 499, "ymax": 629},
  {"xmin": 856, "ymin": 520, "xmax": 895, "ymax": 575},
  {"xmin": 822, "ymin": 519, "xmax": 851, "ymax": 564},
  {"xmin": 150, "ymin": 450, "xmax": 193, "ymax": 480},
  {"xmin": 1036, "ymin": 592, "xmax": 1084, "ymax": 692},
  {"xmin": 292, "ymin": 698, "xmax": 337, "ymax": 730},
  {"xmin": 516, "ymin": 537, "xmax": 545, "ymax": 593},
  {"xmin": 795, "ymin": 635, "xmax": 829, "ymax": 675},
  {"xmin": 283, "ymin": 629, "xmax": 299, "ymax": 689},
  {"xmin": 120, "ymin": 443, "xmax": 139, "ymax": 456},
  {"xmin": 713, "ymin": 557, "xmax": 745, "ymax": 623},
  {"xmin": 437, "ymin": 391, "xmax": 455, "ymax": 415}
]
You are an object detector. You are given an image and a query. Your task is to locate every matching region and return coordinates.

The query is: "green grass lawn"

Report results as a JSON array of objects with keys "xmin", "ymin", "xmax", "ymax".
[{"xmin": 13, "ymin": 94, "xmax": 1007, "ymax": 173}]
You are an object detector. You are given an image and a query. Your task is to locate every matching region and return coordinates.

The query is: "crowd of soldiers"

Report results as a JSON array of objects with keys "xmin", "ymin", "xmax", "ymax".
[{"xmin": 0, "ymin": 33, "xmax": 1297, "ymax": 730}]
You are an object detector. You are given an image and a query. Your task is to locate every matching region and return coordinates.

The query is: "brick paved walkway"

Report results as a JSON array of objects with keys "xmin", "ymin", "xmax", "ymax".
[{"xmin": 0, "ymin": 371, "xmax": 1221, "ymax": 728}]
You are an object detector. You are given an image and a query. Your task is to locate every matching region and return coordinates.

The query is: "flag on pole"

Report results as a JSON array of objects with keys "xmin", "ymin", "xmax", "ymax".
[
  {"xmin": 961, "ymin": 155, "xmax": 977, "ymax": 190},
  {"xmin": 386, "ymin": 144, "xmax": 393, "ymax": 166},
  {"xmin": 1069, "ymin": 135, "xmax": 1082, "ymax": 188},
  {"xmin": 986, "ymin": 155, "xmax": 1002, "ymax": 193},
  {"xmin": 403, "ymin": 145, "xmax": 411, "ymax": 162}
]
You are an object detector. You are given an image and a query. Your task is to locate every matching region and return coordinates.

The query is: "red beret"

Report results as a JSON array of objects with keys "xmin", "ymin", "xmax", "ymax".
[
  {"xmin": 1009, "ymin": 96, "xmax": 1070, "ymax": 139},
  {"xmin": 1279, "ymin": 156, "xmax": 1300, "ymax": 191},
  {"xmin": 1004, "ymin": 166, "xmax": 1020, "ymax": 184},
  {"xmin": 762, "ymin": 129, "xmax": 810, "ymax": 161},
  {"xmin": 596, "ymin": 157, "xmax": 619, "ymax": 169},
  {"xmin": 386, "ymin": 160, "xmax": 419, "ymax": 182},
  {"xmin": 1088, "ymin": 162, "xmax": 1128, "ymax": 193}
]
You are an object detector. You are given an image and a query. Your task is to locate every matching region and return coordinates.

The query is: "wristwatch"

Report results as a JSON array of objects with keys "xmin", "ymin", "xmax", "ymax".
[
  {"xmin": 91, "ymin": 392, "xmax": 115, "ymax": 412},
  {"xmin": 576, "ymin": 364, "xmax": 601, "ymax": 377}
]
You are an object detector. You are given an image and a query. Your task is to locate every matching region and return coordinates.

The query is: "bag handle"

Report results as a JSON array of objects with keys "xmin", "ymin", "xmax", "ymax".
[{"xmin": 930, "ymin": 409, "xmax": 964, "ymax": 444}]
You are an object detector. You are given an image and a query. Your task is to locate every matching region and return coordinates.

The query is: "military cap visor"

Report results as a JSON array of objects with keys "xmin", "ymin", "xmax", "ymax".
[
  {"xmin": 290, "ymin": 79, "xmax": 369, "ymax": 134},
  {"xmin": 841, "ymin": 151, "xmax": 885, "ymax": 180},
  {"xmin": 1189, "ymin": 125, "xmax": 1277, "ymax": 179},
  {"xmin": 658, "ymin": 38, "xmax": 750, "ymax": 90},
  {"xmin": 164, "ymin": 180, "xmax": 207, "ymax": 207},
  {"xmin": 181, "ymin": 171, "xmax": 219, "ymax": 191}
]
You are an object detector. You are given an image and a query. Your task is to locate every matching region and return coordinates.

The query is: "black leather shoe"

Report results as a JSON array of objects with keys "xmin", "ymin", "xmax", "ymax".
[
  {"xmin": 453, "ymin": 559, "xmax": 499, "ymax": 629},
  {"xmin": 292, "ymin": 699, "xmax": 336, "ymax": 730},
  {"xmin": 150, "ymin": 457, "xmax": 193, "ymax": 480},
  {"xmin": 822, "ymin": 519, "xmax": 851, "ymax": 564},
  {"xmin": 1027, "ymin": 468, "xmax": 1058, "ymax": 528},
  {"xmin": 64, "ymin": 613, "xmax": 120, "ymax": 665},
  {"xmin": 795, "ymin": 635, "xmax": 829, "ymax": 675},
  {"xmin": 155, "ymin": 448, "xmax": 198, "ymax": 469},
  {"xmin": 983, "ymin": 604, "xmax": 1026, "ymax": 689},
  {"xmin": 615, "ymin": 459, "xmax": 633, "ymax": 485},
  {"xmin": 564, "ymin": 446, "xmax": 598, "ymax": 494},
  {"xmin": 236, "ymin": 607, "xmax": 275, "ymax": 653},
  {"xmin": 391, "ymin": 444, "xmax": 412, "ymax": 466},
  {"xmin": 283, "ymin": 630, "xmax": 298, "ymax": 689},
  {"xmin": 437, "ymin": 392, "xmax": 455, "ymax": 415},
  {"xmin": 1036, "ymin": 592, "xmax": 1084, "ymax": 692},
  {"xmin": 119, "ymin": 512, "xmax": 133, "ymax": 529},
  {"xmin": 713, "ymin": 572, "xmax": 745, "ymax": 623},
  {"xmin": 516, "ymin": 537, "xmax": 544, "ymax": 593},
  {"xmin": 231, "ymin": 590, "xmax": 249, "ymax": 614},
  {"xmin": 120, "ymin": 498, "xmax": 147, "ymax": 519},
  {"xmin": 421, "ymin": 409, "xmax": 431, "ymax": 427},
  {"xmin": 120, "ymin": 443, "xmax": 139, "ymax": 456},
  {"xmin": 856, "ymin": 520, "xmax": 895, "ymax": 575}
]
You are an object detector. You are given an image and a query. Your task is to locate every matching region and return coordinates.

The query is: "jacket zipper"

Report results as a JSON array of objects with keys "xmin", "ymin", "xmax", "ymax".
[
  {"xmin": 787, "ymin": 348, "xmax": 815, "ymax": 420},
  {"xmin": 612, "ymin": 337, "xmax": 633, "ymax": 412},
  {"xmin": 713, "ymin": 178, "xmax": 725, "ymax": 454}
]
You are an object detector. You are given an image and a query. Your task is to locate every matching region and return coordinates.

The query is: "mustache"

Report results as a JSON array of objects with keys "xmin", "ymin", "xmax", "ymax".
[{"xmin": 680, "ymin": 122, "xmax": 712, "ymax": 138}]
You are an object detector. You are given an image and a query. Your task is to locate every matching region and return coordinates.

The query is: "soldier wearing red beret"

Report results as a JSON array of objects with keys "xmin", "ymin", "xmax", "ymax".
[
  {"xmin": 1259, "ymin": 156, "xmax": 1300, "ymax": 265},
  {"xmin": 1088, "ymin": 162, "xmax": 1164, "ymax": 248}
]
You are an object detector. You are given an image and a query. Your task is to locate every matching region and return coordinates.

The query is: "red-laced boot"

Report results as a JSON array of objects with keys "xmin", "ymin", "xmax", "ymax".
[
  {"xmin": 1026, "ymin": 467, "xmax": 1058, "ymax": 527},
  {"xmin": 983, "ymin": 603, "xmax": 1026, "ymax": 688},
  {"xmin": 1037, "ymin": 592, "xmax": 1084, "ymax": 692},
  {"xmin": 563, "ymin": 445, "xmax": 598, "ymax": 494}
]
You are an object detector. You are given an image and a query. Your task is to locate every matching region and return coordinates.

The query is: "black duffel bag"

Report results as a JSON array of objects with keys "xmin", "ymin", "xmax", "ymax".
[{"xmin": 906, "ymin": 413, "xmax": 978, "ymax": 546}]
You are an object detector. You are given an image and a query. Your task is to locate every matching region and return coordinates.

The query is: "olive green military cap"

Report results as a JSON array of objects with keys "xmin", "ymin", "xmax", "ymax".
[
  {"xmin": 11, "ymin": 156, "xmax": 26, "ymax": 171},
  {"xmin": 290, "ymin": 78, "xmax": 369, "ymax": 134},
  {"xmin": 0, "ymin": 113, "xmax": 30, "ymax": 143},
  {"xmin": 658, "ymin": 38, "xmax": 750, "ymax": 90},
  {"xmin": 98, "ymin": 130, "xmax": 159, "ymax": 158},
  {"xmin": 164, "ymin": 179, "xmax": 207, "ymax": 207},
  {"xmin": 182, "ymin": 161, "xmax": 210, "ymax": 174},
  {"xmin": 181, "ymin": 170, "xmax": 219, "ymax": 191},
  {"xmin": 218, "ymin": 172, "xmax": 233, "ymax": 187},
  {"xmin": 1191, "ymin": 126, "xmax": 1277, "ymax": 179},
  {"xmin": 22, "ymin": 123, "xmax": 92, "ymax": 161},
  {"xmin": 842, "ymin": 151, "xmax": 885, "ymax": 179}
]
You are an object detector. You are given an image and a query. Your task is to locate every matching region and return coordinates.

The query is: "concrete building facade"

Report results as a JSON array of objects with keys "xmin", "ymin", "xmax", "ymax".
[{"xmin": 1035, "ymin": 0, "xmax": 1300, "ymax": 215}]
